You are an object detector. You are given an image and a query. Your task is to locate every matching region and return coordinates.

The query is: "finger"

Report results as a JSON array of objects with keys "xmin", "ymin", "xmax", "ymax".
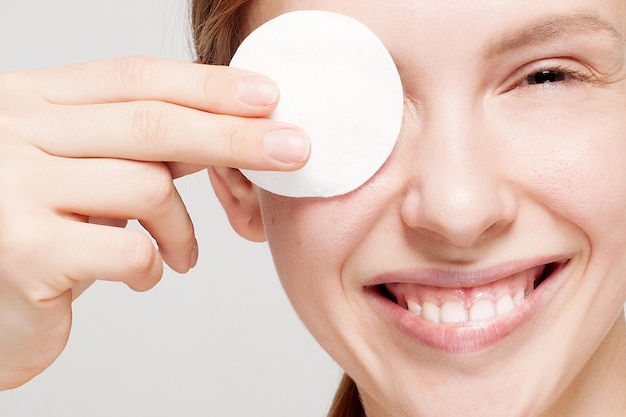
[
  {"xmin": 166, "ymin": 162, "xmax": 207, "ymax": 179},
  {"xmin": 72, "ymin": 280, "xmax": 94, "ymax": 300},
  {"xmin": 0, "ymin": 212, "xmax": 162, "ymax": 301},
  {"xmin": 88, "ymin": 217, "xmax": 129, "ymax": 228},
  {"xmin": 22, "ymin": 57, "xmax": 279, "ymax": 117},
  {"xmin": 43, "ymin": 158, "xmax": 196, "ymax": 273},
  {"xmin": 36, "ymin": 102, "xmax": 310, "ymax": 170},
  {"xmin": 58, "ymin": 220, "xmax": 164, "ymax": 292}
]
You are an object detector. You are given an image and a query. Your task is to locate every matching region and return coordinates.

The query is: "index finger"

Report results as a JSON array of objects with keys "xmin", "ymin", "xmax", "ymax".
[
  {"xmin": 36, "ymin": 101, "xmax": 311, "ymax": 171},
  {"xmin": 21, "ymin": 57, "xmax": 279, "ymax": 118}
]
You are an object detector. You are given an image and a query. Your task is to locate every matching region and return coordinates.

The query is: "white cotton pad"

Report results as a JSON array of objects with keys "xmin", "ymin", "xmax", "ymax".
[{"xmin": 230, "ymin": 10, "xmax": 403, "ymax": 198}]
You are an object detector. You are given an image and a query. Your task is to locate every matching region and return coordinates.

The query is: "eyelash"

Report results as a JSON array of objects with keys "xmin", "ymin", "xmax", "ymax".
[{"xmin": 515, "ymin": 64, "xmax": 593, "ymax": 89}]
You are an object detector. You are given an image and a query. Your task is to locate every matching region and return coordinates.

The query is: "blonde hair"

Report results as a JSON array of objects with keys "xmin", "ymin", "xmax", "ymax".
[{"xmin": 189, "ymin": 1, "xmax": 365, "ymax": 416}]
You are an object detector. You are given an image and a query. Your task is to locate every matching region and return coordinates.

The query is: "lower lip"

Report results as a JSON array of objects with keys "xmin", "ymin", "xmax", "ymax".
[{"xmin": 364, "ymin": 262, "xmax": 569, "ymax": 353}]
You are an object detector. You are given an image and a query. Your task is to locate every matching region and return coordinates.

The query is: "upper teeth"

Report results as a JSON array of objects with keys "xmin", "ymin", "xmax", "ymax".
[{"xmin": 407, "ymin": 289, "xmax": 526, "ymax": 324}]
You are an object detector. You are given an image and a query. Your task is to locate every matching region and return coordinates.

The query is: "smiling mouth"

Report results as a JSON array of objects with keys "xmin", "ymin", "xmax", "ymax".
[{"xmin": 375, "ymin": 261, "xmax": 566, "ymax": 325}]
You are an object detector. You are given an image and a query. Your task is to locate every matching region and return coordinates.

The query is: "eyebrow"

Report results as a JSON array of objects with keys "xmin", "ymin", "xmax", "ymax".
[{"xmin": 485, "ymin": 13, "xmax": 625, "ymax": 58}]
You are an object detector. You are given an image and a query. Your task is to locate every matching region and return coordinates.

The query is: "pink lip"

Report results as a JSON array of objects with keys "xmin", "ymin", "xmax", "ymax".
[
  {"xmin": 364, "ymin": 257, "xmax": 570, "ymax": 353},
  {"xmin": 364, "ymin": 256, "xmax": 569, "ymax": 288}
]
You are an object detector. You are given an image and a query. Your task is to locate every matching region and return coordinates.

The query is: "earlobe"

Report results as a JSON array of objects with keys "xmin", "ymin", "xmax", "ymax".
[{"xmin": 208, "ymin": 167, "xmax": 266, "ymax": 242}]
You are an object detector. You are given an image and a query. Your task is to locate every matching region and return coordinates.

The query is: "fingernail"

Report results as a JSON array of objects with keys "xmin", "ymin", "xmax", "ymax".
[
  {"xmin": 263, "ymin": 128, "xmax": 310, "ymax": 164},
  {"xmin": 189, "ymin": 241, "xmax": 199, "ymax": 269},
  {"xmin": 237, "ymin": 75, "xmax": 279, "ymax": 107}
]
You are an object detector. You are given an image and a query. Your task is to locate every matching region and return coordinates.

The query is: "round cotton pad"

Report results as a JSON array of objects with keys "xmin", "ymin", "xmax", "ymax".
[{"xmin": 230, "ymin": 10, "xmax": 403, "ymax": 198}]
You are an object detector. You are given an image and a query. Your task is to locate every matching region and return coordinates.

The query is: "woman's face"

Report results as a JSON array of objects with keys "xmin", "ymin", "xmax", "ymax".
[{"xmin": 242, "ymin": 0, "xmax": 626, "ymax": 415}]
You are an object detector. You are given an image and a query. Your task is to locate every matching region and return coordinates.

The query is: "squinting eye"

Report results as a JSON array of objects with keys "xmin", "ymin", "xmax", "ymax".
[
  {"xmin": 525, "ymin": 70, "xmax": 567, "ymax": 85},
  {"xmin": 507, "ymin": 62, "xmax": 596, "ymax": 93},
  {"xmin": 516, "ymin": 66, "xmax": 589, "ymax": 88}
]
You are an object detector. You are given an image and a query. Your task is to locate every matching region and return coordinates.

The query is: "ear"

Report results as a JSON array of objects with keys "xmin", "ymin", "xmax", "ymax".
[{"xmin": 208, "ymin": 167, "xmax": 266, "ymax": 242}]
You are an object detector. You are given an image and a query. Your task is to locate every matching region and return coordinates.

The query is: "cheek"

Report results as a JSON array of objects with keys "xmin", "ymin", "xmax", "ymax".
[
  {"xmin": 500, "ymin": 98, "xmax": 626, "ymax": 244},
  {"xmin": 256, "ymin": 193, "xmax": 355, "ymax": 349},
  {"xmin": 502, "ymin": 100, "xmax": 626, "ymax": 302},
  {"xmin": 258, "ymin": 194, "xmax": 348, "ymax": 302},
  {"xmin": 257, "ymin": 174, "xmax": 396, "ymax": 327},
  {"xmin": 258, "ymin": 191, "xmax": 372, "ymax": 287}
]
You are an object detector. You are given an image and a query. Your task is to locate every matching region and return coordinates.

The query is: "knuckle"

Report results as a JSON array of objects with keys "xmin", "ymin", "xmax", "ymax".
[
  {"xmin": 198, "ymin": 66, "xmax": 228, "ymax": 104},
  {"xmin": 0, "ymin": 150, "xmax": 48, "ymax": 213},
  {"xmin": 0, "ymin": 153, "xmax": 20, "ymax": 188},
  {"xmin": 0, "ymin": 100, "xmax": 30, "ymax": 144},
  {"xmin": 125, "ymin": 231, "xmax": 158, "ymax": 277},
  {"xmin": 0, "ymin": 215, "xmax": 45, "ymax": 283},
  {"xmin": 123, "ymin": 232, "xmax": 163, "ymax": 292},
  {"xmin": 220, "ymin": 118, "xmax": 251, "ymax": 162},
  {"xmin": 0, "ymin": 112, "xmax": 14, "ymax": 137},
  {"xmin": 0, "ymin": 74, "xmax": 19, "ymax": 110},
  {"xmin": 115, "ymin": 56, "xmax": 155, "ymax": 95},
  {"xmin": 126, "ymin": 102, "xmax": 168, "ymax": 152},
  {"xmin": 0, "ymin": 71, "xmax": 27, "ymax": 95},
  {"xmin": 138, "ymin": 163, "xmax": 175, "ymax": 207},
  {"xmin": 199, "ymin": 67, "xmax": 216, "ymax": 100}
]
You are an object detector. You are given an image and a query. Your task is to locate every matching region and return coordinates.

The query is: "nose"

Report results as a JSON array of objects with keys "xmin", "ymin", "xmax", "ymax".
[{"xmin": 400, "ymin": 99, "xmax": 517, "ymax": 248}]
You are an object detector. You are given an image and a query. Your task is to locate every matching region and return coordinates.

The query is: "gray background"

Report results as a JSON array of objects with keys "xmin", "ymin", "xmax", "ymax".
[{"xmin": 0, "ymin": 1, "xmax": 340, "ymax": 416}]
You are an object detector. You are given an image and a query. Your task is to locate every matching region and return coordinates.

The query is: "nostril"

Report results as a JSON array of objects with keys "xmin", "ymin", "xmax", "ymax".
[{"xmin": 399, "ymin": 159, "xmax": 519, "ymax": 249}]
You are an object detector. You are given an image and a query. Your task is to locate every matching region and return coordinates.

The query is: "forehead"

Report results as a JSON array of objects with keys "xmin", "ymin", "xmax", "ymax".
[
  {"xmin": 245, "ymin": 0, "xmax": 626, "ymax": 47},
  {"xmin": 243, "ymin": 0, "xmax": 626, "ymax": 98}
]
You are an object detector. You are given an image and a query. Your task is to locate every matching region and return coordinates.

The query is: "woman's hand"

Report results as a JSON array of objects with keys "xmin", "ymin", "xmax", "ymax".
[{"xmin": 0, "ymin": 56, "xmax": 309, "ymax": 390}]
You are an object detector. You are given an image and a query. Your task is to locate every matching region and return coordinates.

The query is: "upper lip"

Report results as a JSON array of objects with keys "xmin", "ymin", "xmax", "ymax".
[{"xmin": 365, "ymin": 255, "xmax": 572, "ymax": 289}]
